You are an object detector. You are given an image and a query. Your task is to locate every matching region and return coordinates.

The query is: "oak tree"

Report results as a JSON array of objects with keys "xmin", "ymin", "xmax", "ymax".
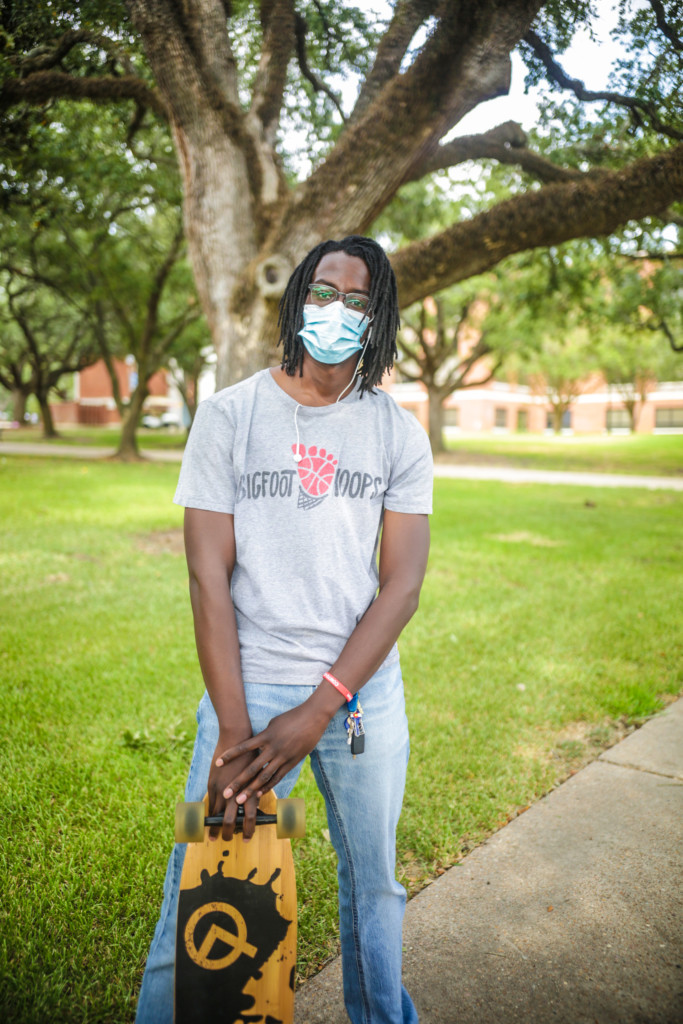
[{"xmin": 2, "ymin": 1, "xmax": 681, "ymax": 388}]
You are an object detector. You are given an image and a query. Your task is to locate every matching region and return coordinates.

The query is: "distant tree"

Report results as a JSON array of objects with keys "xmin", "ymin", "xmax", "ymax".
[
  {"xmin": 396, "ymin": 293, "xmax": 506, "ymax": 453},
  {"xmin": 597, "ymin": 259, "xmax": 683, "ymax": 429},
  {"xmin": 521, "ymin": 328, "xmax": 600, "ymax": 432},
  {"xmin": 0, "ymin": 277, "xmax": 99, "ymax": 438},
  {"xmin": 490, "ymin": 245, "xmax": 604, "ymax": 432},
  {"xmin": 167, "ymin": 335, "xmax": 215, "ymax": 428},
  {"xmin": 0, "ymin": 100, "xmax": 206, "ymax": 455},
  {"xmin": 92, "ymin": 218, "xmax": 203, "ymax": 459},
  {"xmin": 0, "ymin": 188, "xmax": 103, "ymax": 437}
]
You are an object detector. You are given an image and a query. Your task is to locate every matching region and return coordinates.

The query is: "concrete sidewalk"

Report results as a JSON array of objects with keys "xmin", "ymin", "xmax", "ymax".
[
  {"xmin": 294, "ymin": 698, "xmax": 683, "ymax": 1024},
  {"xmin": 0, "ymin": 440, "xmax": 185, "ymax": 462},
  {"xmin": 1, "ymin": 440, "xmax": 683, "ymax": 489},
  {"xmin": 433, "ymin": 463, "xmax": 683, "ymax": 491}
]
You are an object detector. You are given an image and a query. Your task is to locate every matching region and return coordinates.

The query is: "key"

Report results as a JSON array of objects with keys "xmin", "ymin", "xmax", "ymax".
[
  {"xmin": 350, "ymin": 729, "xmax": 365, "ymax": 755},
  {"xmin": 350, "ymin": 716, "xmax": 365, "ymax": 756}
]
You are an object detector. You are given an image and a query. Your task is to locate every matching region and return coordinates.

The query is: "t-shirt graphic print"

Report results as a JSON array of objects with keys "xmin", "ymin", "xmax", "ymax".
[{"xmin": 293, "ymin": 444, "xmax": 338, "ymax": 509}]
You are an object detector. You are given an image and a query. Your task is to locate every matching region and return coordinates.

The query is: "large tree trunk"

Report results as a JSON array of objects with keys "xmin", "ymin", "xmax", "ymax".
[
  {"xmin": 128, "ymin": 0, "xmax": 273, "ymax": 390},
  {"xmin": 171, "ymin": 120, "xmax": 264, "ymax": 389}
]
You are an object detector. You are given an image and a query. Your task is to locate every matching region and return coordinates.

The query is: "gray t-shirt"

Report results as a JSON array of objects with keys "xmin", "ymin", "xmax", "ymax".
[{"xmin": 174, "ymin": 368, "xmax": 433, "ymax": 686}]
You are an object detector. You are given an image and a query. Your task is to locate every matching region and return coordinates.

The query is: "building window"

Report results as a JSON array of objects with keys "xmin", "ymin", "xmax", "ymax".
[
  {"xmin": 516, "ymin": 409, "xmax": 528, "ymax": 432},
  {"xmin": 655, "ymin": 407, "xmax": 683, "ymax": 430},
  {"xmin": 443, "ymin": 407, "xmax": 460, "ymax": 427},
  {"xmin": 606, "ymin": 408, "xmax": 631, "ymax": 431},
  {"xmin": 494, "ymin": 407, "xmax": 507, "ymax": 429},
  {"xmin": 546, "ymin": 410, "xmax": 572, "ymax": 431}
]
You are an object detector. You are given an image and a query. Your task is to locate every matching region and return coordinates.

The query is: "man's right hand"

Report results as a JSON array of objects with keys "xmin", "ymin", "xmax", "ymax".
[{"xmin": 207, "ymin": 737, "xmax": 261, "ymax": 842}]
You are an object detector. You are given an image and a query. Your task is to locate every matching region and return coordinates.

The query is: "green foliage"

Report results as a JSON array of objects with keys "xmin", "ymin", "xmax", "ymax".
[
  {"xmin": 1, "ymin": 0, "xmax": 682, "ymax": 409},
  {"xmin": 0, "ymin": 0, "xmax": 385, "ymax": 183},
  {"xmin": 276, "ymin": 1, "xmax": 387, "ymax": 177},
  {"xmin": 525, "ymin": 0, "xmax": 598, "ymax": 61},
  {"xmin": 0, "ymin": 97, "xmax": 209, "ymax": 438}
]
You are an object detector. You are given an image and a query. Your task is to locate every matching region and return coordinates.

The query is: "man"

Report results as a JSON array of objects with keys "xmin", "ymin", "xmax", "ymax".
[{"xmin": 136, "ymin": 235, "xmax": 432, "ymax": 1024}]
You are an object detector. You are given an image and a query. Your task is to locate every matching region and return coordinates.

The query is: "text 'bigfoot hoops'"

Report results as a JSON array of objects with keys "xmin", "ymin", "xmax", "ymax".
[{"xmin": 291, "ymin": 444, "xmax": 337, "ymax": 509}]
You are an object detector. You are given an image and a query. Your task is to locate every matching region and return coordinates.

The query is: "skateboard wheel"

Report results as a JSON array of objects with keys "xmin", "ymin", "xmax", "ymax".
[
  {"xmin": 175, "ymin": 801, "xmax": 206, "ymax": 843},
  {"xmin": 276, "ymin": 797, "xmax": 305, "ymax": 839}
]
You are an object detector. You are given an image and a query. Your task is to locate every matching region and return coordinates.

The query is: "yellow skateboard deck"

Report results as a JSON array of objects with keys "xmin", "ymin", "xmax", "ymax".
[{"xmin": 174, "ymin": 791, "xmax": 299, "ymax": 1023}]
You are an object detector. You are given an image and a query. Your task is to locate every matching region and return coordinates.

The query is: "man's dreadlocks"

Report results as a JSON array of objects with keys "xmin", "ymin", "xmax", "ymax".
[{"xmin": 278, "ymin": 235, "xmax": 400, "ymax": 395}]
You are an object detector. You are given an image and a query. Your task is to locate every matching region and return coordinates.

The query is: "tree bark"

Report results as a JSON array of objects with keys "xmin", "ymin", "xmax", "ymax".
[
  {"xmin": 11, "ymin": 389, "xmax": 27, "ymax": 424},
  {"xmin": 37, "ymin": 393, "xmax": 59, "ymax": 438},
  {"xmin": 116, "ymin": 386, "xmax": 147, "ymax": 461},
  {"xmin": 551, "ymin": 403, "xmax": 565, "ymax": 434},
  {"xmin": 127, "ymin": 0, "xmax": 270, "ymax": 389},
  {"xmin": 427, "ymin": 389, "xmax": 447, "ymax": 454},
  {"xmin": 392, "ymin": 144, "xmax": 683, "ymax": 306}
]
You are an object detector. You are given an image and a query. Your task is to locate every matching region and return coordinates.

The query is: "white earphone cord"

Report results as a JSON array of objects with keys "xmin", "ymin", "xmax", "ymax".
[
  {"xmin": 335, "ymin": 329, "xmax": 372, "ymax": 403},
  {"xmin": 293, "ymin": 328, "xmax": 372, "ymax": 462},
  {"xmin": 293, "ymin": 403, "xmax": 302, "ymax": 461}
]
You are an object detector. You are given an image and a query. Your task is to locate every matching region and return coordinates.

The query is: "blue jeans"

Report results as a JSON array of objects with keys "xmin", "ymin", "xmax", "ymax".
[{"xmin": 135, "ymin": 661, "xmax": 418, "ymax": 1024}]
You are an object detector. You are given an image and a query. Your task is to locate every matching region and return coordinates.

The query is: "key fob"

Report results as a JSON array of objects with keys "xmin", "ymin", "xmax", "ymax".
[{"xmin": 350, "ymin": 730, "xmax": 365, "ymax": 755}]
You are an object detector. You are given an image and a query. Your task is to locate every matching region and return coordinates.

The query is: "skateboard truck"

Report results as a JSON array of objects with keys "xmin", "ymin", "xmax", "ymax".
[{"xmin": 175, "ymin": 797, "xmax": 305, "ymax": 843}]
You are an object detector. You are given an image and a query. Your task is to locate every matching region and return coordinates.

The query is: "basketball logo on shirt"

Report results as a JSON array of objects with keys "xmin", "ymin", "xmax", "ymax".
[{"xmin": 292, "ymin": 444, "xmax": 338, "ymax": 509}]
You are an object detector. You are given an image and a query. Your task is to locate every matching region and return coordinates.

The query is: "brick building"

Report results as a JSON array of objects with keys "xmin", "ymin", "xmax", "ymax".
[
  {"xmin": 54, "ymin": 356, "xmax": 683, "ymax": 436},
  {"xmin": 51, "ymin": 358, "xmax": 180, "ymax": 426},
  {"xmin": 382, "ymin": 373, "xmax": 683, "ymax": 436}
]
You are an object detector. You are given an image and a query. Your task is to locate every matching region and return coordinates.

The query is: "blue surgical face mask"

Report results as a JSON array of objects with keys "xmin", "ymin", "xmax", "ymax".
[{"xmin": 298, "ymin": 302, "xmax": 370, "ymax": 365}]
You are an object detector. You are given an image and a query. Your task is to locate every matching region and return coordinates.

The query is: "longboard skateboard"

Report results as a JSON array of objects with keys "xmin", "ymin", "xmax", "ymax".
[{"xmin": 174, "ymin": 792, "xmax": 304, "ymax": 1024}]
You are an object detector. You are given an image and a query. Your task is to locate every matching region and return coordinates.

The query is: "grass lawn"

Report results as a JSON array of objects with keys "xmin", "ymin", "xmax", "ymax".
[
  {"xmin": 441, "ymin": 431, "xmax": 683, "ymax": 476},
  {"xmin": 5, "ymin": 423, "xmax": 683, "ymax": 475},
  {"xmin": 1, "ymin": 424, "xmax": 188, "ymax": 450},
  {"xmin": 1, "ymin": 456, "xmax": 681, "ymax": 1023}
]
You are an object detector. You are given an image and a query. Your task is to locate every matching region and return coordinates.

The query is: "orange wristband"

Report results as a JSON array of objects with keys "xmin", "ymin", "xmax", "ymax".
[{"xmin": 322, "ymin": 671, "xmax": 354, "ymax": 703}]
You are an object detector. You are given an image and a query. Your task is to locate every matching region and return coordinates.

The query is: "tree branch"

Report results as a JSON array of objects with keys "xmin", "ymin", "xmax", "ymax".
[
  {"xmin": 623, "ymin": 250, "xmax": 683, "ymax": 260},
  {"xmin": 18, "ymin": 28, "xmax": 137, "ymax": 76},
  {"xmin": 127, "ymin": 0, "xmax": 263, "ymax": 204},
  {"xmin": 391, "ymin": 144, "xmax": 683, "ymax": 307},
  {"xmin": 647, "ymin": 0, "xmax": 683, "ymax": 53},
  {"xmin": 141, "ymin": 226, "xmax": 185, "ymax": 349},
  {"xmin": 661, "ymin": 206, "xmax": 683, "ymax": 229},
  {"xmin": 405, "ymin": 120, "xmax": 583, "ymax": 184},
  {"xmin": 251, "ymin": 0, "xmax": 297, "ymax": 134},
  {"xmin": 270, "ymin": 0, "xmax": 544, "ymax": 250},
  {"xmin": 524, "ymin": 29, "xmax": 683, "ymax": 142},
  {"xmin": 127, "ymin": 0, "xmax": 243, "ymax": 138},
  {"xmin": 350, "ymin": 0, "xmax": 439, "ymax": 124},
  {"xmin": 657, "ymin": 316, "xmax": 683, "ymax": 353},
  {"xmin": 293, "ymin": 13, "xmax": 346, "ymax": 122},
  {"xmin": 150, "ymin": 309, "xmax": 202, "ymax": 364},
  {"xmin": 0, "ymin": 70, "xmax": 168, "ymax": 119}
]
